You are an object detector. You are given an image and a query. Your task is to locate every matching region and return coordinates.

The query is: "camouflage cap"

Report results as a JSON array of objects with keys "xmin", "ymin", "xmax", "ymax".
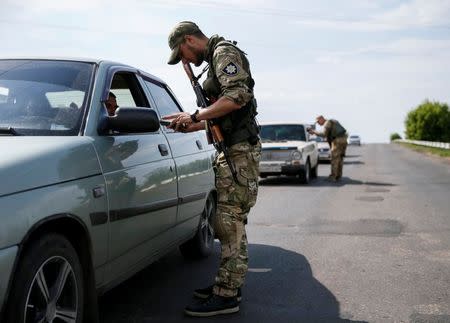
[{"xmin": 167, "ymin": 21, "xmax": 201, "ymax": 65}]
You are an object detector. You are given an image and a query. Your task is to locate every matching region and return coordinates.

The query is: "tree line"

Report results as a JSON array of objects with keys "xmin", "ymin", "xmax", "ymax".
[{"xmin": 391, "ymin": 100, "xmax": 450, "ymax": 142}]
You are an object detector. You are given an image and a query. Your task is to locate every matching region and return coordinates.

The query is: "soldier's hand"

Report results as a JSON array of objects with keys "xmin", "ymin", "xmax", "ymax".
[
  {"xmin": 162, "ymin": 112, "xmax": 193, "ymax": 132},
  {"xmin": 177, "ymin": 123, "xmax": 198, "ymax": 133},
  {"xmin": 162, "ymin": 112, "xmax": 182, "ymax": 128}
]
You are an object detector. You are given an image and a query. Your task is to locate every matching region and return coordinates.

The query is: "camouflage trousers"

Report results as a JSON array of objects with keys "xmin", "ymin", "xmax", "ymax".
[
  {"xmin": 331, "ymin": 136, "xmax": 348, "ymax": 179},
  {"xmin": 212, "ymin": 140, "xmax": 261, "ymax": 297}
]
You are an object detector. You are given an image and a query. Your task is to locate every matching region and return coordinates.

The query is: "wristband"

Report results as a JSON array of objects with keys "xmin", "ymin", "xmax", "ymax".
[{"xmin": 190, "ymin": 109, "xmax": 200, "ymax": 123}]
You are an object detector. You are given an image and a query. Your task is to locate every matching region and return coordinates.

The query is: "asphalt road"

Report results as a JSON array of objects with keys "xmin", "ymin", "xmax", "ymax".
[{"xmin": 99, "ymin": 144, "xmax": 450, "ymax": 323}]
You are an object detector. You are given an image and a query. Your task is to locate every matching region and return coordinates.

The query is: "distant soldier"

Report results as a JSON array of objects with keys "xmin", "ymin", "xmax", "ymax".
[
  {"xmin": 308, "ymin": 115, "xmax": 348, "ymax": 181},
  {"xmin": 164, "ymin": 21, "xmax": 260, "ymax": 317}
]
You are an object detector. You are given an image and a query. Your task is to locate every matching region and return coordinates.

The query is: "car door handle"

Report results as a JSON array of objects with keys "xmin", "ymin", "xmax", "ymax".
[
  {"xmin": 158, "ymin": 144, "xmax": 169, "ymax": 156},
  {"xmin": 196, "ymin": 140, "xmax": 203, "ymax": 150}
]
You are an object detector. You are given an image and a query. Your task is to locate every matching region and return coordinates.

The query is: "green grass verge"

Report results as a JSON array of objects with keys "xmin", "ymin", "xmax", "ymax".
[{"xmin": 397, "ymin": 142, "xmax": 450, "ymax": 158}]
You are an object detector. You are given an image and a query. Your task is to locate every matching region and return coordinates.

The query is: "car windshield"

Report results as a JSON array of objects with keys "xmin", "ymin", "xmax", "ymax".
[
  {"xmin": 350, "ymin": 135, "xmax": 359, "ymax": 139},
  {"xmin": 0, "ymin": 60, "xmax": 94, "ymax": 136},
  {"xmin": 260, "ymin": 124, "xmax": 306, "ymax": 142},
  {"xmin": 314, "ymin": 136, "xmax": 324, "ymax": 142}
]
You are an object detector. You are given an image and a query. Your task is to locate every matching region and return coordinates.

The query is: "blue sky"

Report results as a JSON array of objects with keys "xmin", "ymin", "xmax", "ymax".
[{"xmin": 1, "ymin": 0, "xmax": 449, "ymax": 142}]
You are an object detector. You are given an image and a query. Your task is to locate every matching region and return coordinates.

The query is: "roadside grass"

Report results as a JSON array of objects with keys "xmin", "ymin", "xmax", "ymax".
[{"xmin": 397, "ymin": 142, "xmax": 450, "ymax": 158}]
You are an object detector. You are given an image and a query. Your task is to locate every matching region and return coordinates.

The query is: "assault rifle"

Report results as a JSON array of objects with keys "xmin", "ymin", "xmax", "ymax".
[{"xmin": 182, "ymin": 62, "xmax": 238, "ymax": 183}]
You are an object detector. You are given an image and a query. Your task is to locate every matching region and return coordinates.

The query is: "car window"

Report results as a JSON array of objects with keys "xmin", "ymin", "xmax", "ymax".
[
  {"xmin": 109, "ymin": 73, "xmax": 149, "ymax": 109},
  {"xmin": 0, "ymin": 86, "xmax": 8, "ymax": 103},
  {"xmin": 144, "ymin": 80, "xmax": 181, "ymax": 117},
  {"xmin": 0, "ymin": 59, "xmax": 94, "ymax": 135},
  {"xmin": 260, "ymin": 124, "xmax": 306, "ymax": 142},
  {"xmin": 46, "ymin": 90, "xmax": 85, "ymax": 108}
]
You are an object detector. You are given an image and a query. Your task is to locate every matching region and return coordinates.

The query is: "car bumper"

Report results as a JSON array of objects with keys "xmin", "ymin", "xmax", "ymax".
[
  {"xmin": 0, "ymin": 245, "xmax": 18, "ymax": 317},
  {"xmin": 318, "ymin": 153, "xmax": 331, "ymax": 161},
  {"xmin": 259, "ymin": 162, "xmax": 305, "ymax": 176}
]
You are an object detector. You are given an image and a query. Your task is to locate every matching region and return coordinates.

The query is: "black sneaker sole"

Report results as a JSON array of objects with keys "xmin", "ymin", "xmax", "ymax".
[
  {"xmin": 185, "ymin": 306, "xmax": 239, "ymax": 317},
  {"xmin": 193, "ymin": 291, "xmax": 242, "ymax": 302}
]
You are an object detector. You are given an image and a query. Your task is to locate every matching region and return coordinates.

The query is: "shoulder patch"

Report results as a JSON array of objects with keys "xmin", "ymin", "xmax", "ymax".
[{"xmin": 222, "ymin": 62, "xmax": 239, "ymax": 76}]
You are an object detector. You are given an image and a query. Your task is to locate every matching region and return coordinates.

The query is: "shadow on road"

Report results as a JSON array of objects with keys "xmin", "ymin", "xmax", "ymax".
[
  {"xmin": 259, "ymin": 176, "xmax": 309, "ymax": 186},
  {"xmin": 320, "ymin": 155, "xmax": 361, "ymax": 162},
  {"xmin": 260, "ymin": 176, "xmax": 396, "ymax": 188},
  {"xmin": 343, "ymin": 161, "xmax": 365, "ymax": 165},
  {"xmin": 99, "ymin": 244, "xmax": 366, "ymax": 323},
  {"xmin": 310, "ymin": 177, "xmax": 397, "ymax": 188}
]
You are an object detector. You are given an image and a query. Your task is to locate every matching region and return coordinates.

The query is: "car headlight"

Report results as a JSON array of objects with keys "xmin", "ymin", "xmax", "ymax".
[{"xmin": 291, "ymin": 150, "xmax": 302, "ymax": 160}]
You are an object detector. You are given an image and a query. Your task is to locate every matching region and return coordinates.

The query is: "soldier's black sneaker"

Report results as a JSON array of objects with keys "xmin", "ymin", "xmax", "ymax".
[
  {"xmin": 193, "ymin": 285, "xmax": 242, "ymax": 302},
  {"xmin": 185, "ymin": 294, "xmax": 239, "ymax": 317}
]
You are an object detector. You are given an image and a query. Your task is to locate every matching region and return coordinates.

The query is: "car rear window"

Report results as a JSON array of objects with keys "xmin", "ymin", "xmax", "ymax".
[{"xmin": 0, "ymin": 59, "xmax": 94, "ymax": 135}]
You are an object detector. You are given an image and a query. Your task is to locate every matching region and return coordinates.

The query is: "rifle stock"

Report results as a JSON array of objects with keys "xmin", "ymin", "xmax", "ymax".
[{"xmin": 182, "ymin": 62, "xmax": 238, "ymax": 183}]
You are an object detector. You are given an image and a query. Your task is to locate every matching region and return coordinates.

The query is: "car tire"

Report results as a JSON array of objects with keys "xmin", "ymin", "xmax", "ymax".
[
  {"xmin": 4, "ymin": 233, "xmax": 84, "ymax": 323},
  {"xmin": 311, "ymin": 158, "xmax": 319, "ymax": 178},
  {"xmin": 299, "ymin": 159, "xmax": 311, "ymax": 184},
  {"xmin": 180, "ymin": 194, "xmax": 216, "ymax": 259}
]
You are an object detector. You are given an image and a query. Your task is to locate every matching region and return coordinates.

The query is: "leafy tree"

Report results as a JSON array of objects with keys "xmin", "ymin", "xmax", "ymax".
[
  {"xmin": 405, "ymin": 100, "xmax": 450, "ymax": 142},
  {"xmin": 390, "ymin": 133, "xmax": 402, "ymax": 141}
]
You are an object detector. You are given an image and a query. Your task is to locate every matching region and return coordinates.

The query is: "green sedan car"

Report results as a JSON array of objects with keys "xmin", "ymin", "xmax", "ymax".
[{"xmin": 0, "ymin": 58, "xmax": 217, "ymax": 322}]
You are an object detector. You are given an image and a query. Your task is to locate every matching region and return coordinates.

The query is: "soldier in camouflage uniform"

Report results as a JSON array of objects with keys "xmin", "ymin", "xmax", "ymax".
[
  {"xmin": 164, "ymin": 21, "xmax": 261, "ymax": 317},
  {"xmin": 308, "ymin": 115, "xmax": 348, "ymax": 181}
]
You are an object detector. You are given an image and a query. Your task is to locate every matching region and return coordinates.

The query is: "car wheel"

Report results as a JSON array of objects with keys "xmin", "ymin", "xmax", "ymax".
[
  {"xmin": 311, "ymin": 158, "xmax": 319, "ymax": 178},
  {"xmin": 299, "ymin": 159, "xmax": 311, "ymax": 184},
  {"xmin": 5, "ymin": 234, "xmax": 84, "ymax": 323},
  {"xmin": 180, "ymin": 194, "xmax": 216, "ymax": 259}
]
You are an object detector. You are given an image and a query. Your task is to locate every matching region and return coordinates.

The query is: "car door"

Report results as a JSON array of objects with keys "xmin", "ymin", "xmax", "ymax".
[
  {"xmin": 91, "ymin": 70, "xmax": 177, "ymax": 283},
  {"xmin": 142, "ymin": 77, "xmax": 214, "ymax": 226},
  {"xmin": 304, "ymin": 126, "xmax": 319, "ymax": 165}
]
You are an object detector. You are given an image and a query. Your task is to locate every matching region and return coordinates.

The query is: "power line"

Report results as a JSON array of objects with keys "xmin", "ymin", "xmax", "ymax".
[{"xmin": 1, "ymin": 1, "xmax": 449, "ymax": 33}]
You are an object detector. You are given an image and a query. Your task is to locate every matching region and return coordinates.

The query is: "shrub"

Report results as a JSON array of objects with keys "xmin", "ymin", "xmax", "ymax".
[
  {"xmin": 390, "ymin": 133, "xmax": 402, "ymax": 141},
  {"xmin": 405, "ymin": 100, "xmax": 450, "ymax": 142}
]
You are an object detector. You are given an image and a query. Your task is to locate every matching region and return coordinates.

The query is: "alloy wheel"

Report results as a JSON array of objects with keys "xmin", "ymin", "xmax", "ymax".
[
  {"xmin": 200, "ymin": 196, "xmax": 215, "ymax": 248},
  {"xmin": 24, "ymin": 256, "xmax": 78, "ymax": 323}
]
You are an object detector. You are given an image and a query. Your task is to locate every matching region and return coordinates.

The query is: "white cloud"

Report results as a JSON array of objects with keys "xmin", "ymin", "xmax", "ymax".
[
  {"xmin": 295, "ymin": 0, "xmax": 450, "ymax": 31},
  {"xmin": 367, "ymin": 38, "xmax": 450, "ymax": 56},
  {"xmin": 375, "ymin": 0, "xmax": 450, "ymax": 28},
  {"xmin": 315, "ymin": 38, "xmax": 450, "ymax": 64},
  {"xmin": 4, "ymin": 0, "xmax": 104, "ymax": 14},
  {"xmin": 0, "ymin": 1, "xmax": 171, "ymax": 37},
  {"xmin": 146, "ymin": 0, "xmax": 280, "ymax": 10}
]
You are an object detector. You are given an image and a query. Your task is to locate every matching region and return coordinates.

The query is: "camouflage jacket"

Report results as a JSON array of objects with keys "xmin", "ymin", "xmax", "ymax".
[
  {"xmin": 203, "ymin": 35, "xmax": 254, "ymax": 106},
  {"xmin": 317, "ymin": 119, "xmax": 347, "ymax": 140},
  {"xmin": 202, "ymin": 35, "xmax": 259, "ymax": 147}
]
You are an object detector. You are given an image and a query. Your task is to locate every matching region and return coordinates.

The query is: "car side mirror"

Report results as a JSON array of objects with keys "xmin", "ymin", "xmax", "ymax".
[{"xmin": 98, "ymin": 107, "xmax": 160, "ymax": 134}]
